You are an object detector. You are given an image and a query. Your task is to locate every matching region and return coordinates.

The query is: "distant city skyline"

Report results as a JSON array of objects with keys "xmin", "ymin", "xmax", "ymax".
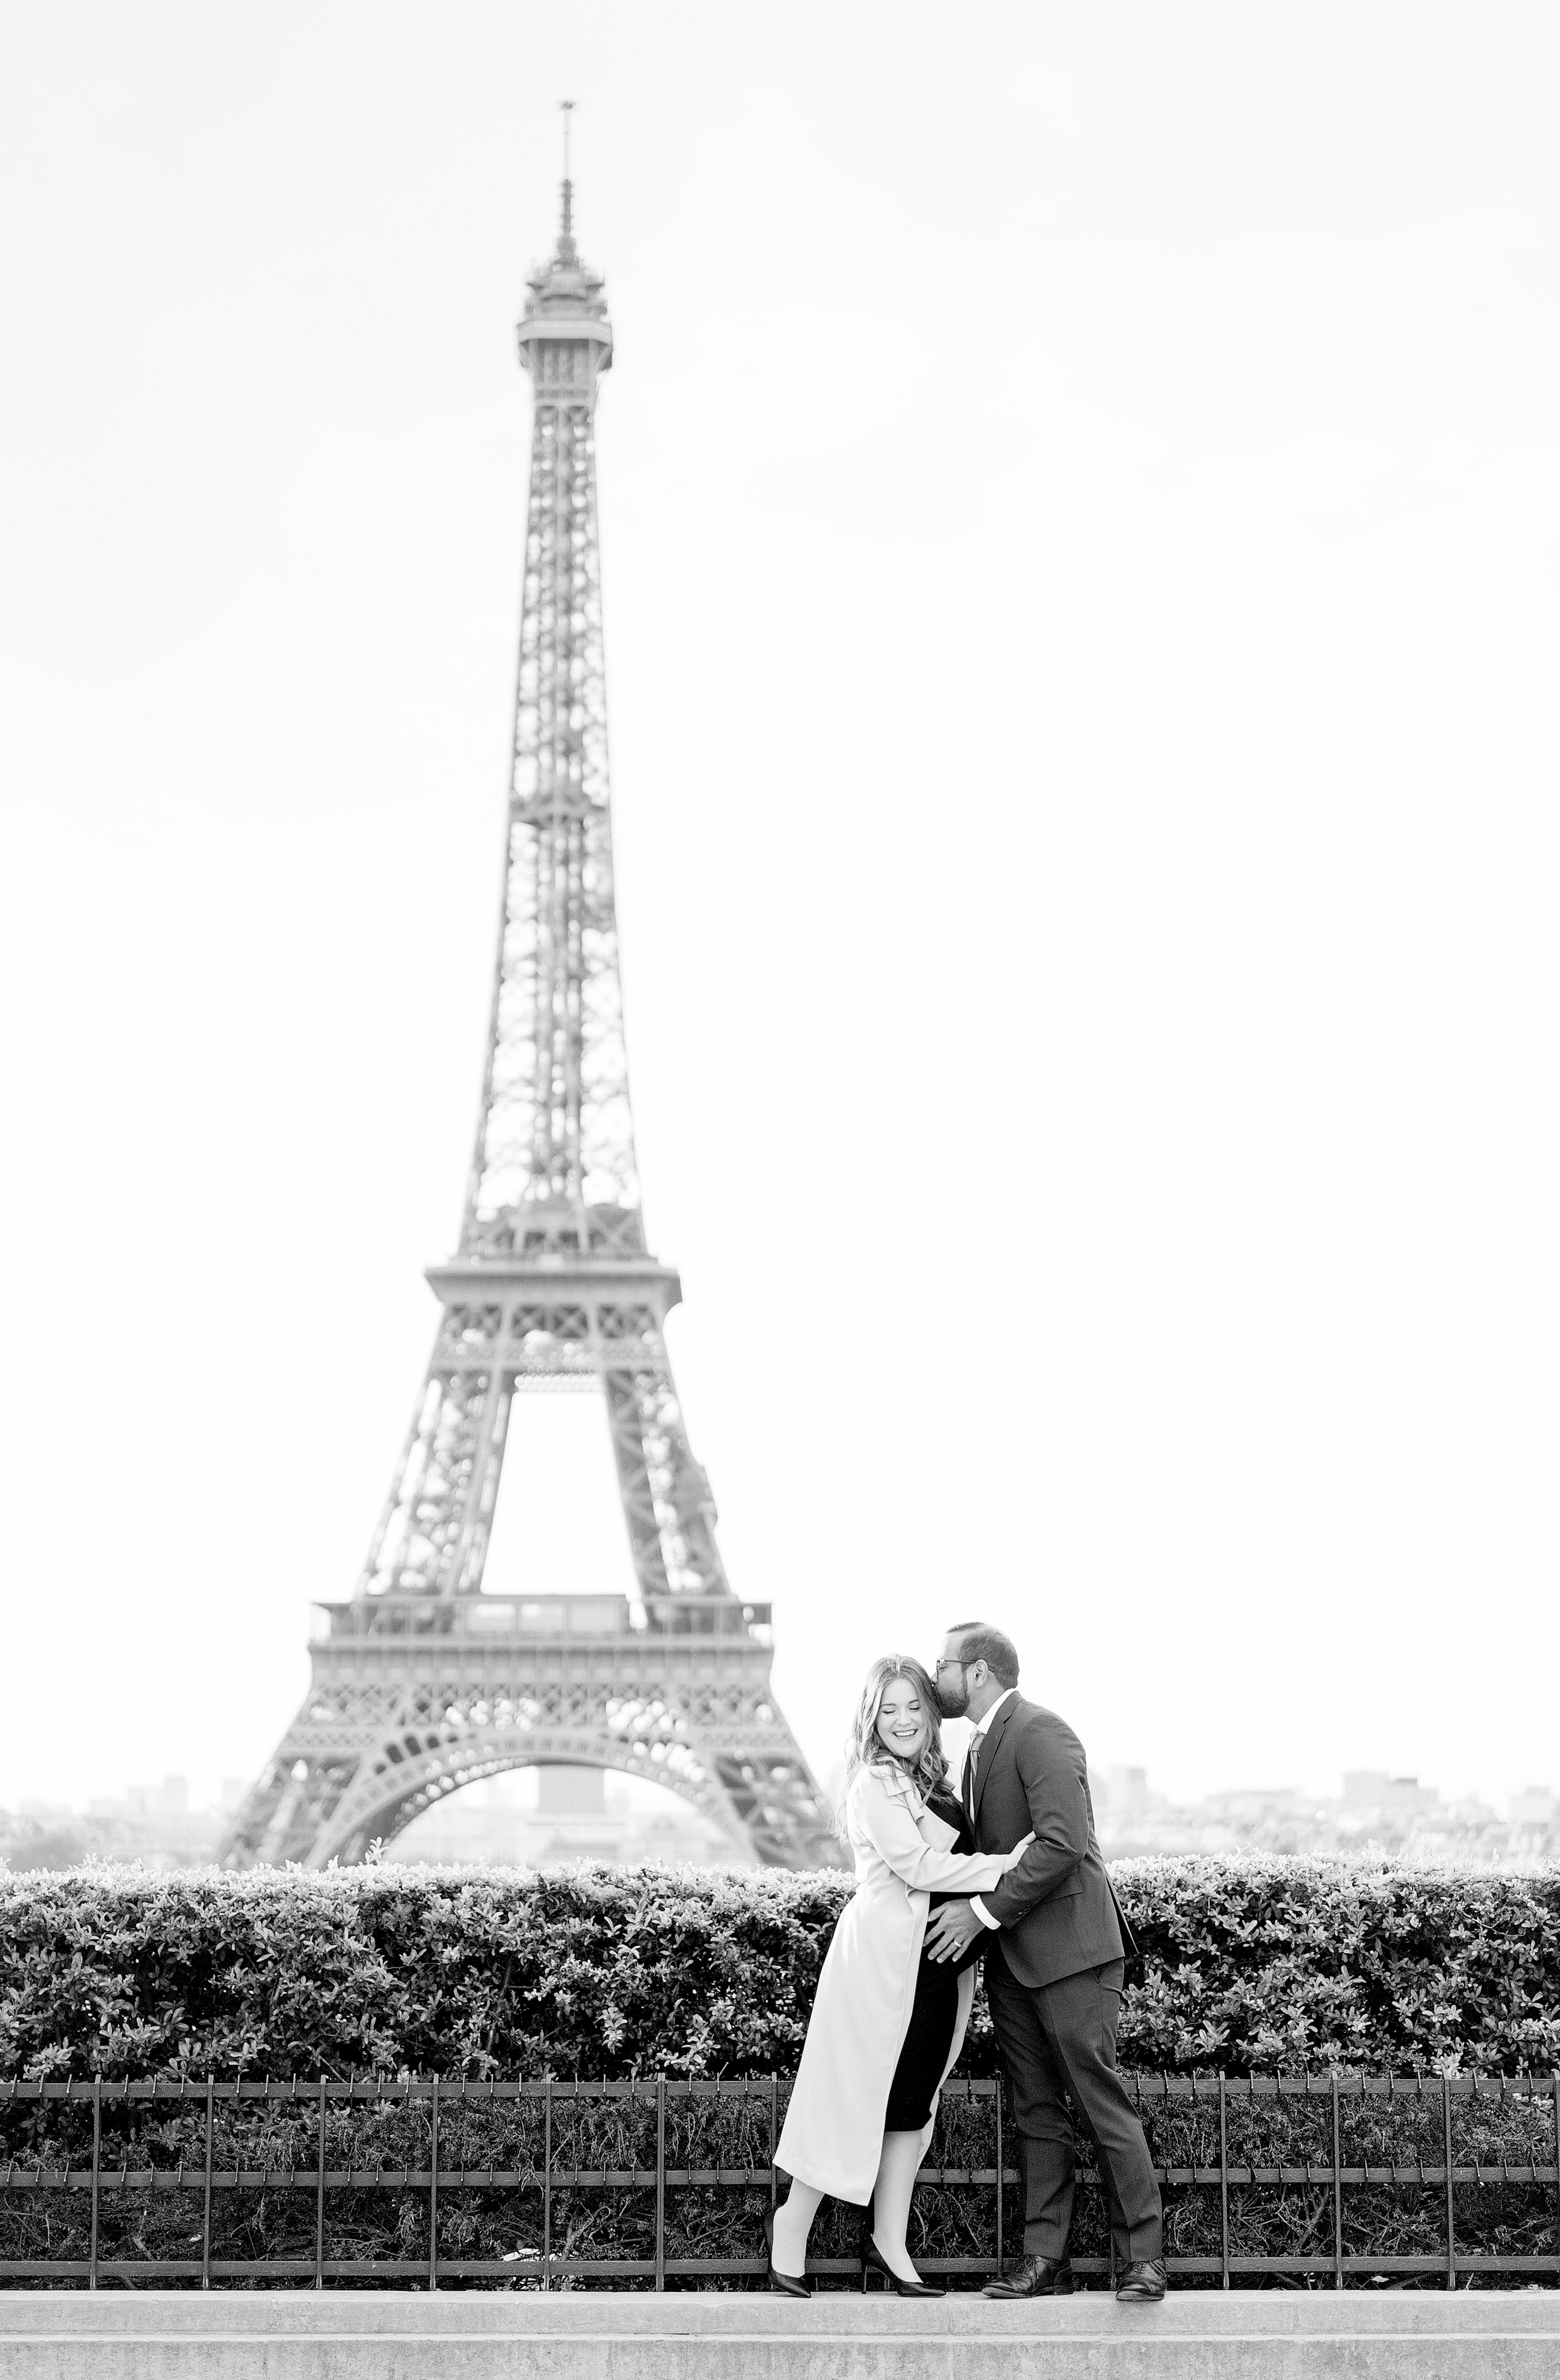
[
  {"xmin": 7, "ymin": 1757, "xmax": 1554, "ymax": 1863},
  {"xmin": 26, "ymin": 1763, "xmax": 1548, "ymax": 1822}
]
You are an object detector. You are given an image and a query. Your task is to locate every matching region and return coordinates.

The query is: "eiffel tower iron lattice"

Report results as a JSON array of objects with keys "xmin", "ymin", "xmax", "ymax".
[{"xmin": 221, "ymin": 174, "xmax": 840, "ymax": 1873}]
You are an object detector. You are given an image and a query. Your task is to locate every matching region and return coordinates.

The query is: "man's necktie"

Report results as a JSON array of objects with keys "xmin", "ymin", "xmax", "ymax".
[{"xmin": 963, "ymin": 1734, "xmax": 979, "ymax": 1825}]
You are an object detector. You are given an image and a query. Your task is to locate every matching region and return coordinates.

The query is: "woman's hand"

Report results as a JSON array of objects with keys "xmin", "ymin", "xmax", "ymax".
[{"xmin": 1001, "ymin": 1830, "xmax": 1036, "ymax": 1869}]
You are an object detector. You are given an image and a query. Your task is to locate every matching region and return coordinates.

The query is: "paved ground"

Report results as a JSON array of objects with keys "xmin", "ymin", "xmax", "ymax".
[{"xmin": 3, "ymin": 2288, "xmax": 1559, "ymax": 2378}]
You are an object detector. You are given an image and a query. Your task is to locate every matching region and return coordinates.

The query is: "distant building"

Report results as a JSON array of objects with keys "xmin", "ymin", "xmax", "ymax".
[
  {"xmin": 1202, "ymin": 1788, "xmax": 1306, "ymax": 1823},
  {"xmin": 1343, "ymin": 1771, "xmax": 1440, "ymax": 1815},
  {"xmin": 91, "ymin": 1777, "xmax": 191, "ymax": 1821},
  {"xmin": 538, "ymin": 1767, "xmax": 605, "ymax": 1817},
  {"xmin": 1511, "ymin": 1786, "xmax": 1557, "ymax": 1828}
]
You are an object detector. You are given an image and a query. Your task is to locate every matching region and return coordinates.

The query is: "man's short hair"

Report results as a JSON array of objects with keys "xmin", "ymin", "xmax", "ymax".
[{"xmin": 946, "ymin": 1621, "xmax": 1019, "ymax": 1689}]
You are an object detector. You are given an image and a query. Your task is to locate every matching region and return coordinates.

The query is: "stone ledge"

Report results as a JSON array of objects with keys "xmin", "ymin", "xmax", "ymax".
[{"xmin": 2, "ymin": 2290, "xmax": 1559, "ymax": 2380}]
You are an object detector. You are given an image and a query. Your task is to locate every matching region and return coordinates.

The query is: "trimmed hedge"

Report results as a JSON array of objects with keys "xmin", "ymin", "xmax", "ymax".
[
  {"xmin": 1, "ymin": 1856, "xmax": 1557, "ymax": 2081},
  {"xmin": 2, "ymin": 1859, "xmax": 1558, "ymax": 2287}
]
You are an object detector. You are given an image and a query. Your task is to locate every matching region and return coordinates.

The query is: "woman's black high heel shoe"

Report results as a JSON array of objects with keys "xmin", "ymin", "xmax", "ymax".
[
  {"xmin": 861, "ymin": 2236, "xmax": 946, "ymax": 2299},
  {"xmin": 764, "ymin": 2209, "xmax": 812, "ymax": 2298}
]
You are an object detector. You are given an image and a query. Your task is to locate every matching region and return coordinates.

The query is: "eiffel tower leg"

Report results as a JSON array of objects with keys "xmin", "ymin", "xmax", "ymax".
[
  {"xmin": 597, "ymin": 1328, "xmax": 838, "ymax": 1866},
  {"xmin": 603, "ymin": 1368, "xmax": 673, "ymax": 1601},
  {"xmin": 359, "ymin": 1336, "xmax": 512, "ymax": 1598},
  {"xmin": 221, "ymin": 1698, "xmax": 365, "ymax": 1869},
  {"xmin": 602, "ymin": 1334, "xmax": 729, "ymax": 1597}
]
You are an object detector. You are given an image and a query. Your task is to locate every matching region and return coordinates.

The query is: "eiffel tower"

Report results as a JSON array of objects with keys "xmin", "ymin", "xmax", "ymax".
[{"xmin": 221, "ymin": 162, "xmax": 840, "ymax": 1873}]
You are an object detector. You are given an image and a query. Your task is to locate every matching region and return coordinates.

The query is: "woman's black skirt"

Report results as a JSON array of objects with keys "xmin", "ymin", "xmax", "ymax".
[
  {"xmin": 884, "ymin": 1785, "xmax": 983, "ymax": 2133},
  {"xmin": 882, "ymin": 1924, "xmax": 962, "ymax": 2132}
]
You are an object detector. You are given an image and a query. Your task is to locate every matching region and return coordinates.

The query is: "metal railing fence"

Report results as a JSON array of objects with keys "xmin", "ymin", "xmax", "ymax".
[{"xmin": 2, "ymin": 2069, "xmax": 1558, "ymax": 2290}]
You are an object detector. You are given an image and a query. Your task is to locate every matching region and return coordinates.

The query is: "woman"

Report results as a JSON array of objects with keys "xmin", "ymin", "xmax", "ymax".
[{"xmin": 768, "ymin": 1655, "xmax": 1032, "ymax": 2297}]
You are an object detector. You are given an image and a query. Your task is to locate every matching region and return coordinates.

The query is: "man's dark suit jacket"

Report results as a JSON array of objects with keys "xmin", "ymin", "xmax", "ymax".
[{"xmin": 967, "ymin": 1692, "xmax": 1132, "ymax": 1990}]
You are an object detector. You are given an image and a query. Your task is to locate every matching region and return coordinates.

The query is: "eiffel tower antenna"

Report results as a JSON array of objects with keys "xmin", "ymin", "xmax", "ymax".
[{"xmin": 221, "ymin": 169, "xmax": 840, "ymax": 1872}]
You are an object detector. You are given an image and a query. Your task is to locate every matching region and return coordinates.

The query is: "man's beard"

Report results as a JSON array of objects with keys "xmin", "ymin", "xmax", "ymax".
[{"xmin": 934, "ymin": 1673, "xmax": 969, "ymax": 1719}]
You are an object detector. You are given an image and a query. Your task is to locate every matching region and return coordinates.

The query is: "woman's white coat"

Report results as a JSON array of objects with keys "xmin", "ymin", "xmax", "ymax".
[{"xmin": 775, "ymin": 1762, "xmax": 1021, "ymax": 2205}]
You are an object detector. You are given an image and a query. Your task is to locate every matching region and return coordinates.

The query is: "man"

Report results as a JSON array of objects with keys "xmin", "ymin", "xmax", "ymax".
[{"xmin": 924, "ymin": 1623, "xmax": 1165, "ymax": 2304}]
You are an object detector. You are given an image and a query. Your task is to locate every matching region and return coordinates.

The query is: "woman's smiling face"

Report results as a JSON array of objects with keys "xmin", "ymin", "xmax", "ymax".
[{"xmin": 876, "ymin": 1673, "xmax": 927, "ymax": 1762}]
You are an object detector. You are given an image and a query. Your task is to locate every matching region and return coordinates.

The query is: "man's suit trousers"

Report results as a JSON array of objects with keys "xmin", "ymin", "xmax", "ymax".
[{"xmin": 984, "ymin": 1949, "xmax": 1163, "ymax": 2265}]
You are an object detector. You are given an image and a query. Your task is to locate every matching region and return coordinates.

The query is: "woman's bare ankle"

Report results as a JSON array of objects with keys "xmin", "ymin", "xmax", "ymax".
[
  {"xmin": 871, "ymin": 2229, "xmax": 921, "ymax": 2282},
  {"xmin": 769, "ymin": 2202, "xmax": 808, "ymax": 2278}
]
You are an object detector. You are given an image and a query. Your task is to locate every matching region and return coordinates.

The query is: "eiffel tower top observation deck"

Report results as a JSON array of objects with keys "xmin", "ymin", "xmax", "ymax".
[{"xmin": 220, "ymin": 167, "xmax": 840, "ymax": 1871}]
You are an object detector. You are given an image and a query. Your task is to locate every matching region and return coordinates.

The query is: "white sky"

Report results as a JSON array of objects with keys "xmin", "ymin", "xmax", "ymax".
[{"xmin": 1, "ymin": 4, "xmax": 1556, "ymax": 1820}]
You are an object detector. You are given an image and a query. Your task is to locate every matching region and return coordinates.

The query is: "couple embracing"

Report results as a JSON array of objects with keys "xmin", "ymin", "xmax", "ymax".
[{"xmin": 769, "ymin": 1623, "xmax": 1165, "ymax": 2304}]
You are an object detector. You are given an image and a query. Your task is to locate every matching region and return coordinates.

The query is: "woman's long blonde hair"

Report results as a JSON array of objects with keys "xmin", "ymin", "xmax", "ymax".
[{"xmin": 838, "ymin": 1654, "xmax": 949, "ymax": 1831}]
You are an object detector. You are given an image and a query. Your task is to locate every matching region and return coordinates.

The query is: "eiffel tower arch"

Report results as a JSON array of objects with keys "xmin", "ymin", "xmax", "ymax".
[{"xmin": 221, "ymin": 171, "xmax": 840, "ymax": 1874}]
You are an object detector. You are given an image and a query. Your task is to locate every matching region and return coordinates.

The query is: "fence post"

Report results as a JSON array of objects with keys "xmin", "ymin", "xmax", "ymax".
[
  {"xmin": 88, "ymin": 2079, "xmax": 101, "ymax": 2292},
  {"xmin": 655, "ymin": 2077, "xmax": 666, "ymax": 2293},
  {"xmin": 1218, "ymin": 2077, "xmax": 1229, "ymax": 2290},
  {"xmin": 1442, "ymin": 2074, "xmax": 1455, "ymax": 2291},
  {"xmin": 1331, "ymin": 2073, "xmax": 1343, "ymax": 2290},
  {"xmin": 1553, "ymin": 2073, "xmax": 1559, "ymax": 2271},
  {"xmin": 315, "ymin": 2079, "xmax": 327, "ymax": 2289},
  {"xmin": 994, "ymin": 2081, "xmax": 1003, "ymax": 2278},
  {"xmin": 542, "ymin": 2079, "xmax": 552, "ymax": 2292},
  {"xmin": 201, "ymin": 2076, "xmax": 214, "ymax": 2291},
  {"xmin": 428, "ymin": 2076, "xmax": 440, "ymax": 2293},
  {"xmin": 765, "ymin": 2065, "xmax": 780, "ymax": 2228}
]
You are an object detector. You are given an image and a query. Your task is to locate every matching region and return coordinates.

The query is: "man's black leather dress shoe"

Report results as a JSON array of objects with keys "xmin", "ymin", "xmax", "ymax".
[
  {"xmin": 982, "ymin": 2253, "xmax": 1074, "ymax": 2299},
  {"xmin": 1116, "ymin": 2257, "xmax": 1167, "ymax": 2303}
]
